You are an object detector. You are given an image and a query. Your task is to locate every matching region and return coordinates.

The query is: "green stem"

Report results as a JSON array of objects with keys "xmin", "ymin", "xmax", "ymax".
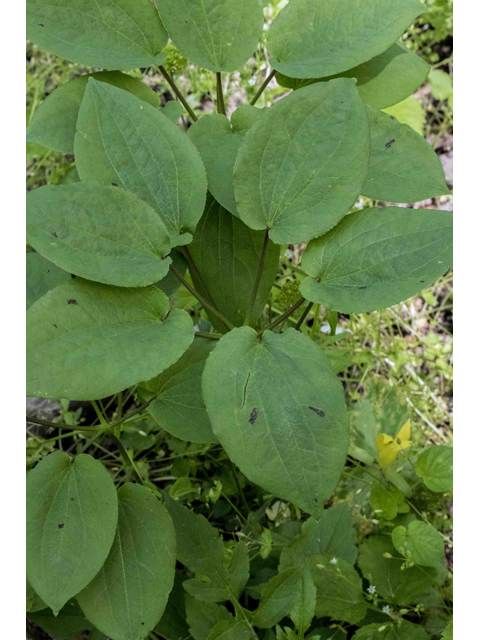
[
  {"xmin": 109, "ymin": 432, "xmax": 145, "ymax": 485},
  {"xmin": 170, "ymin": 264, "xmax": 235, "ymax": 330},
  {"xmin": 195, "ymin": 331, "xmax": 222, "ymax": 340},
  {"xmin": 251, "ymin": 68, "xmax": 277, "ymax": 106},
  {"xmin": 216, "ymin": 72, "xmax": 226, "ymax": 115},
  {"xmin": 244, "ymin": 228, "xmax": 269, "ymax": 326},
  {"xmin": 295, "ymin": 301, "xmax": 314, "ymax": 331},
  {"xmin": 182, "ymin": 246, "xmax": 218, "ymax": 310},
  {"xmin": 158, "ymin": 65, "xmax": 198, "ymax": 122},
  {"xmin": 261, "ymin": 297, "xmax": 306, "ymax": 333}
]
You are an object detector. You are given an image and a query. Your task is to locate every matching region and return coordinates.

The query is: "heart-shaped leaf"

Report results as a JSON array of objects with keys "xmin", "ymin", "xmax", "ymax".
[{"xmin": 27, "ymin": 279, "xmax": 194, "ymax": 400}]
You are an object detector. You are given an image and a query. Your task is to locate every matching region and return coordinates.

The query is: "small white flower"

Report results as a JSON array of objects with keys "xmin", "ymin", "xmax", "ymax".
[
  {"xmin": 382, "ymin": 605, "xmax": 391, "ymax": 614},
  {"xmin": 367, "ymin": 585, "xmax": 376, "ymax": 594},
  {"xmin": 330, "ymin": 557, "xmax": 338, "ymax": 565}
]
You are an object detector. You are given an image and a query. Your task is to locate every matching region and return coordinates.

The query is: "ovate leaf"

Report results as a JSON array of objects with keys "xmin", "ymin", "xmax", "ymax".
[
  {"xmin": 26, "ymin": 452, "xmax": 118, "ymax": 614},
  {"xmin": 369, "ymin": 480, "xmax": 407, "ymax": 520},
  {"xmin": 144, "ymin": 338, "xmax": 218, "ymax": 443},
  {"xmin": 155, "ymin": 0, "xmax": 264, "ymax": 72},
  {"xmin": 300, "ymin": 207, "xmax": 453, "ymax": 314},
  {"xmin": 26, "ymin": 252, "xmax": 71, "ymax": 310},
  {"xmin": 202, "ymin": 327, "xmax": 349, "ymax": 517},
  {"xmin": 233, "ymin": 79, "xmax": 369, "ymax": 245},
  {"xmin": 362, "ymin": 107, "xmax": 449, "ymax": 202},
  {"xmin": 311, "ymin": 556, "xmax": 367, "ymax": 624},
  {"xmin": 27, "ymin": 0, "xmax": 168, "ymax": 70},
  {"xmin": 27, "ymin": 184, "xmax": 172, "ymax": 287},
  {"xmin": 276, "ymin": 43, "xmax": 430, "ymax": 111},
  {"xmin": 358, "ymin": 536, "xmax": 436, "ymax": 605},
  {"xmin": 77, "ymin": 483, "xmax": 176, "ymax": 640},
  {"xmin": 26, "ymin": 71, "xmax": 159, "ymax": 154},
  {"xmin": 392, "ymin": 521, "xmax": 445, "ymax": 569},
  {"xmin": 252, "ymin": 567, "xmax": 303, "ymax": 629},
  {"xmin": 415, "ymin": 446, "xmax": 453, "ymax": 492},
  {"xmin": 75, "ymin": 79, "xmax": 207, "ymax": 247},
  {"xmin": 188, "ymin": 196, "xmax": 280, "ymax": 331},
  {"xmin": 27, "ymin": 279, "xmax": 194, "ymax": 400},
  {"xmin": 290, "ymin": 569, "xmax": 316, "ymax": 634},
  {"xmin": 267, "ymin": 0, "xmax": 425, "ymax": 79}
]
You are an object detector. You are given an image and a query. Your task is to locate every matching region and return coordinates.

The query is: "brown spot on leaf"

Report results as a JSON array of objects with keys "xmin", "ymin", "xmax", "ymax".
[{"xmin": 67, "ymin": 299, "xmax": 78, "ymax": 305}]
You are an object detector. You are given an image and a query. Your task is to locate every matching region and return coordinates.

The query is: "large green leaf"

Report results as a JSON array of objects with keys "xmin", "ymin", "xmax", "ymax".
[
  {"xmin": 27, "ymin": 0, "xmax": 168, "ymax": 70},
  {"xmin": 251, "ymin": 567, "xmax": 303, "ymax": 629},
  {"xmin": 155, "ymin": 0, "xmax": 264, "ymax": 72},
  {"xmin": 358, "ymin": 536, "xmax": 436, "ymax": 605},
  {"xmin": 233, "ymin": 79, "xmax": 369, "ymax": 245},
  {"xmin": 77, "ymin": 483, "xmax": 176, "ymax": 640},
  {"xmin": 392, "ymin": 521, "xmax": 445, "ymax": 569},
  {"xmin": 26, "ymin": 72, "xmax": 159, "ymax": 154},
  {"xmin": 415, "ymin": 445, "xmax": 453, "ymax": 492},
  {"xmin": 165, "ymin": 495, "xmax": 249, "ymax": 603},
  {"xmin": 75, "ymin": 79, "xmax": 207, "ymax": 247},
  {"xmin": 27, "ymin": 279, "xmax": 194, "ymax": 400},
  {"xmin": 276, "ymin": 43, "xmax": 430, "ymax": 110},
  {"xmin": 26, "ymin": 252, "xmax": 71, "ymax": 310},
  {"xmin": 362, "ymin": 107, "xmax": 450, "ymax": 202},
  {"xmin": 267, "ymin": 0, "xmax": 426, "ymax": 79},
  {"xmin": 187, "ymin": 108, "xmax": 265, "ymax": 217},
  {"xmin": 202, "ymin": 327, "xmax": 349, "ymax": 516},
  {"xmin": 188, "ymin": 196, "xmax": 280, "ymax": 331},
  {"xmin": 27, "ymin": 184, "xmax": 172, "ymax": 287},
  {"xmin": 353, "ymin": 622, "xmax": 429, "ymax": 640},
  {"xmin": 310, "ymin": 556, "xmax": 367, "ymax": 624},
  {"xmin": 26, "ymin": 452, "xmax": 118, "ymax": 615},
  {"xmin": 300, "ymin": 207, "xmax": 453, "ymax": 314},
  {"xmin": 144, "ymin": 338, "xmax": 218, "ymax": 443}
]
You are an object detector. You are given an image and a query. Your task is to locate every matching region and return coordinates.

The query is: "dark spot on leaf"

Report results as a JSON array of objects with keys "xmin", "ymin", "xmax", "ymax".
[
  {"xmin": 314, "ymin": 498, "xmax": 318, "ymax": 503},
  {"xmin": 359, "ymin": 286, "xmax": 367, "ymax": 289},
  {"xmin": 67, "ymin": 299, "xmax": 78, "ymax": 305},
  {"xmin": 111, "ymin": 183, "xmax": 118, "ymax": 186},
  {"xmin": 52, "ymin": 232, "xmax": 58, "ymax": 238},
  {"xmin": 71, "ymin": 274, "xmax": 77, "ymax": 278},
  {"xmin": 58, "ymin": 523, "xmax": 64, "ymax": 529},
  {"xmin": 249, "ymin": 408, "xmax": 258, "ymax": 425},
  {"xmin": 47, "ymin": 269, "xmax": 50, "ymax": 273},
  {"xmin": 70, "ymin": 497, "xmax": 74, "ymax": 501},
  {"xmin": 385, "ymin": 139, "xmax": 395, "ymax": 148},
  {"xmin": 420, "ymin": 280, "xmax": 425, "ymax": 283},
  {"xmin": 53, "ymin": 324, "xmax": 57, "ymax": 328},
  {"xmin": 141, "ymin": 623, "xmax": 145, "ymax": 626},
  {"xmin": 38, "ymin": 24, "xmax": 44, "ymax": 27},
  {"xmin": 309, "ymin": 406, "xmax": 325, "ymax": 417}
]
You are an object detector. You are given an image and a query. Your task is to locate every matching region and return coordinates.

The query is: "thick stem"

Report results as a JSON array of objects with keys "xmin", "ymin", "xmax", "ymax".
[
  {"xmin": 216, "ymin": 72, "xmax": 226, "ymax": 115},
  {"xmin": 244, "ymin": 228, "xmax": 269, "ymax": 327},
  {"xmin": 158, "ymin": 65, "xmax": 198, "ymax": 122},
  {"xmin": 170, "ymin": 264, "xmax": 235, "ymax": 331},
  {"xmin": 295, "ymin": 301, "xmax": 314, "ymax": 331},
  {"xmin": 261, "ymin": 296, "xmax": 306, "ymax": 333},
  {"xmin": 195, "ymin": 331, "xmax": 222, "ymax": 340},
  {"xmin": 251, "ymin": 68, "xmax": 277, "ymax": 106}
]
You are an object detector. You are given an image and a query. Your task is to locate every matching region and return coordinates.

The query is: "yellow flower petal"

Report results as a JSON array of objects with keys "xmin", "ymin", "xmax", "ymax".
[
  {"xmin": 396, "ymin": 419, "xmax": 411, "ymax": 443},
  {"xmin": 378, "ymin": 445, "xmax": 399, "ymax": 469},
  {"xmin": 377, "ymin": 433, "xmax": 394, "ymax": 451}
]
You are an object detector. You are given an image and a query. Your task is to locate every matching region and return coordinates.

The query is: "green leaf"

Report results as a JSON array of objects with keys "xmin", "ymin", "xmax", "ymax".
[
  {"xmin": 358, "ymin": 536, "xmax": 436, "ymax": 605},
  {"xmin": 392, "ymin": 521, "xmax": 445, "ymax": 569},
  {"xmin": 207, "ymin": 621, "xmax": 256, "ymax": 640},
  {"xmin": 28, "ymin": 600, "xmax": 99, "ymax": 640},
  {"xmin": 267, "ymin": 0, "xmax": 425, "ymax": 79},
  {"xmin": 27, "ymin": 184, "xmax": 172, "ymax": 287},
  {"xmin": 188, "ymin": 196, "xmax": 280, "ymax": 331},
  {"xmin": 75, "ymin": 79, "xmax": 207, "ymax": 247},
  {"xmin": 429, "ymin": 70, "xmax": 453, "ymax": 106},
  {"xmin": 26, "ymin": 71, "xmax": 159, "ymax": 154},
  {"xmin": 165, "ymin": 495, "xmax": 249, "ymax": 603},
  {"xmin": 144, "ymin": 338, "xmax": 217, "ymax": 443},
  {"xmin": 290, "ymin": 569, "xmax": 316, "ymax": 635},
  {"xmin": 300, "ymin": 207, "xmax": 453, "ymax": 314},
  {"xmin": 362, "ymin": 107, "xmax": 449, "ymax": 202},
  {"xmin": 154, "ymin": 574, "xmax": 190, "ymax": 640},
  {"xmin": 26, "ymin": 578, "xmax": 47, "ymax": 613},
  {"xmin": 77, "ymin": 483, "xmax": 176, "ymax": 640},
  {"xmin": 188, "ymin": 109, "xmax": 265, "ymax": 217},
  {"xmin": 233, "ymin": 79, "xmax": 369, "ymax": 245},
  {"xmin": 441, "ymin": 620, "xmax": 453, "ymax": 640},
  {"xmin": 202, "ymin": 327, "xmax": 349, "ymax": 517},
  {"xmin": 310, "ymin": 556, "xmax": 367, "ymax": 624},
  {"xmin": 185, "ymin": 597, "xmax": 233, "ymax": 640},
  {"xmin": 276, "ymin": 43, "xmax": 430, "ymax": 110},
  {"xmin": 415, "ymin": 446, "xmax": 453, "ymax": 492},
  {"xmin": 369, "ymin": 480, "xmax": 407, "ymax": 520},
  {"xmin": 155, "ymin": 249, "xmax": 188, "ymax": 297},
  {"xmin": 353, "ymin": 622, "xmax": 429, "ymax": 640},
  {"xmin": 252, "ymin": 567, "xmax": 303, "ymax": 629},
  {"xmin": 26, "ymin": 452, "xmax": 118, "ymax": 614},
  {"xmin": 163, "ymin": 100, "xmax": 185, "ymax": 123},
  {"xmin": 155, "ymin": 0, "xmax": 264, "ymax": 72},
  {"xmin": 383, "ymin": 95, "xmax": 425, "ymax": 136},
  {"xmin": 27, "ymin": 0, "xmax": 168, "ymax": 70},
  {"xmin": 27, "ymin": 279, "xmax": 194, "ymax": 400},
  {"xmin": 26, "ymin": 252, "xmax": 71, "ymax": 310}
]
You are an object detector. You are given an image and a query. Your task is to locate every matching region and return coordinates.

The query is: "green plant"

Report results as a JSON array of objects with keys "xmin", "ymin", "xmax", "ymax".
[{"xmin": 26, "ymin": 1, "xmax": 453, "ymax": 639}]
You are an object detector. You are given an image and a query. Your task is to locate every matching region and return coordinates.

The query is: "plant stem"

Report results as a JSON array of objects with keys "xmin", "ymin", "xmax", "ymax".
[
  {"xmin": 182, "ymin": 246, "xmax": 218, "ymax": 310},
  {"xmin": 216, "ymin": 72, "xmax": 226, "ymax": 115},
  {"xmin": 169, "ymin": 264, "xmax": 235, "ymax": 330},
  {"xmin": 251, "ymin": 68, "xmax": 277, "ymax": 106},
  {"xmin": 158, "ymin": 65, "xmax": 198, "ymax": 122},
  {"xmin": 230, "ymin": 460, "xmax": 249, "ymax": 514},
  {"xmin": 261, "ymin": 297, "xmax": 306, "ymax": 333},
  {"xmin": 244, "ymin": 228, "xmax": 269, "ymax": 326},
  {"xmin": 109, "ymin": 432, "xmax": 145, "ymax": 485},
  {"xmin": 195, "ymin": 331, "xmax": 222, "ymax": 340},
  {"xmin": 295, "ymin": 301, "xmax": 314, "ymax": 331}
]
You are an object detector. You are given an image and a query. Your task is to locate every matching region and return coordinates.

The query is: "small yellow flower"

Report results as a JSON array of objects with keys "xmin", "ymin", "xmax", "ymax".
[{"xmin": 376, "ymin": 420, "xmax": 412, "ymax": 469}]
